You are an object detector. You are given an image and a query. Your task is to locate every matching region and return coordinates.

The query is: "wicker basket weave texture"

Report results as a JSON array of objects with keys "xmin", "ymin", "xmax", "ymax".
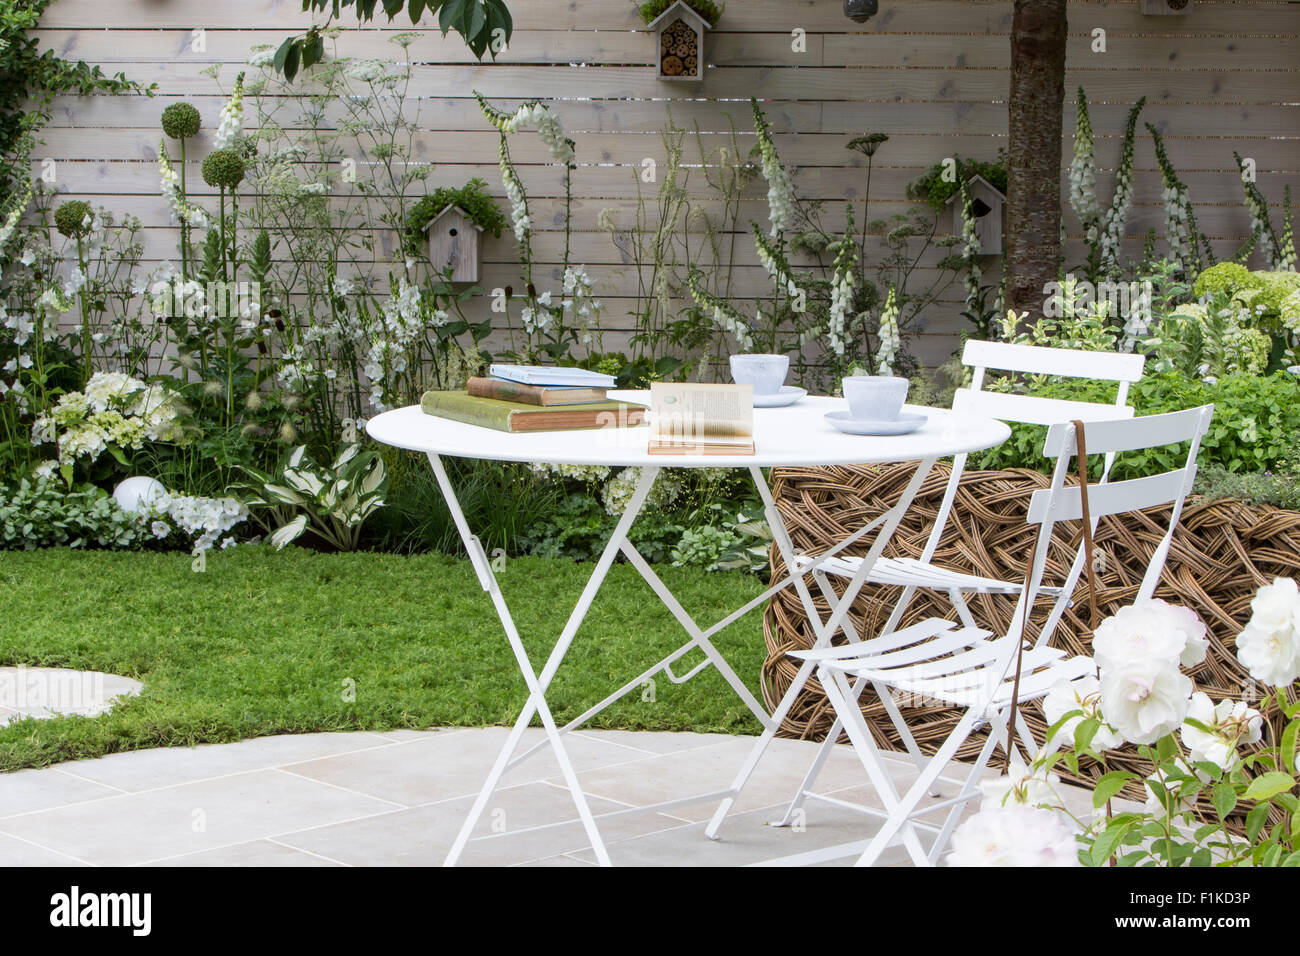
[{"xmin": 761, "ymin": 462, "xmax": 1300, "ymax": 806}]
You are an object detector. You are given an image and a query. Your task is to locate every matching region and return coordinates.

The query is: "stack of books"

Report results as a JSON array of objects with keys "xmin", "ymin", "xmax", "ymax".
[{"xmin": 421, "ymin": 364, "xmax": 647, "ymax": 433}]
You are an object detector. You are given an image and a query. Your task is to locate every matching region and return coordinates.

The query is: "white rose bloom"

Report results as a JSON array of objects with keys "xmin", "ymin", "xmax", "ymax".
[
  {"xmin": 1099, "ymin": 659, "xmax": 1193, "ymax": 745},
  {"xmin": 948, "ymin": 806, "xmax": 1079, "ymax": 867},
  {"xmin": 1092, "ymin": 599, "xmax": 1206, "ymax": 671},
  {"xmin": 1180, "ymin": 692, "xmax": 1263, "ymax": 771},
  {"xmin": 1235, "ymin": 578, "xmax": 1300, "ymax": 687},
  {"xmin": 1042, "ymin": 675, "xmax": 1124, "ymax": 752},
  {"xmin": 979, "ymin": 758, "xmax": 1059, "ymax": 808}
]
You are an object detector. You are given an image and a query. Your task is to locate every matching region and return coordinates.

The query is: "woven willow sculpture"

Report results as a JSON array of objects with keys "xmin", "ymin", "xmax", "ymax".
[{"xmin": 762, "ymin": 462, "xmax": 1300, "ymax": 807}]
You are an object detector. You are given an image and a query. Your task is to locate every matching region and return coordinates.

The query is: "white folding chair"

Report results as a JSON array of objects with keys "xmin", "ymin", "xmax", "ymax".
[
  {"xmin": 809, "ymin": 340, "xmax": 1146, "ymax": 635},
  {"xmin": 708, "ymin": 404, "xmax": 1214, "ymax": 867}
]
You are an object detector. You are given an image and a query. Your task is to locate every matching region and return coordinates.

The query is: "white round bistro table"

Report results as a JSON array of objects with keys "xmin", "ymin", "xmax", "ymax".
[{"xmin": 367, "ymin": 391, "xmax": 1010, "ymax": 866}]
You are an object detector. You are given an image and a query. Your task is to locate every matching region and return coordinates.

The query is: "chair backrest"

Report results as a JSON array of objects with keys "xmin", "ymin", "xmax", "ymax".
[
  {"xmin": 953, "ymin": 340, "xmax": 1146, "ymax": 428},
  {"xmin": 915, "ymin": 341, "xmax": 1147, "ymax": 570},
  {"xmin": 1015, "ymin": 404, "xmax": 1215, "ymax": 649}
]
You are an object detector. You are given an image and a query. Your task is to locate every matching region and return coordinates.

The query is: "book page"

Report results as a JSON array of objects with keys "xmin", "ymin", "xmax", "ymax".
[{"xmin": 649, "ymin": 383, "xmax": 753, "ymax": 446}]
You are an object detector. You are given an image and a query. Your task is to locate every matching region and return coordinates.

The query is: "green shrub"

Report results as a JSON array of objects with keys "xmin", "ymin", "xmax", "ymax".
[
  {"xmin": 907, "ymin": 153, "xmax": 1008, "ymax": 214},
  {"xmin": 402, "ymin": 178, "xmax": 507, "ymax": 256},
  {"xmin": 1192, "ymin": 262, "xmax": 1253, "ymax": 299},
  {"xmin": 973, "ymin": 370, "xmax": 1300, "ymax": 478},
  {"xmin": 1194, "ymin": 462, "xmax": 1300, "ymax": 511},
  {"xmin": 638, "ymin": 0, "xmax": 724, "ymax": 27},
  {"xmin": 1190, "ymin": 264, "xmax": 1300, "ymax": 335},
  {"xmin": 0, "ymin": 476, "xmax": 151, "ymax": 549}
]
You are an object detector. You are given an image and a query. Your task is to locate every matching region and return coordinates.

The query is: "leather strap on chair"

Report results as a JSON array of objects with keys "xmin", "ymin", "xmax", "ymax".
[{"xmin": 1002, "ymin": 420, "xmax": 1099, "ymax": 771}]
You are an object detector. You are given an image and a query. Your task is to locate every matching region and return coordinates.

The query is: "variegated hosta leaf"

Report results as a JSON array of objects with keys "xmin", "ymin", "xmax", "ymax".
[
  {"xmin": 268, "ymin": 514, "xmax": 309, "ymax": 550},
  {"xmin": 262, "ymin": 483, "xmax": 306, "ymax": 505},
  {"xmin": 332, "ymin": 443, "xmax": 361, "ymax": 470},
  {"xmin": 282, "ymin": 468, "xmax": 325, "ymax": 497},
  {"xmin": 357, "ymin": 459, "xmax": 386, "ymax": 495},
  {"xmin": 287, "ymin": 445, "xmax": 308, "ymax": 469}
]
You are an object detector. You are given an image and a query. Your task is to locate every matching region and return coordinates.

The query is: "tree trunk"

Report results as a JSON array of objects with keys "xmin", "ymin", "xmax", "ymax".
[{"xmin": 1004, "ymin": 0, "xmax": 1068, "ymax": 316}]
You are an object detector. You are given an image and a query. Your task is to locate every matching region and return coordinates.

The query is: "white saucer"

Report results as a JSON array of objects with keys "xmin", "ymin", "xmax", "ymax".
[
  {"xmin": 824, "ymin": 411, "xmax": 927, "ymax": 436},
  {"xmin": 752, "ymin": 386, "xmax": 806, "ymax": 408}
]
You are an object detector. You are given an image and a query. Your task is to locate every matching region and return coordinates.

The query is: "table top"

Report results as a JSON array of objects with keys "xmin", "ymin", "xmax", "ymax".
[{"xmin": 366, "ymin": 390, "xmax": 1011, "ymax": 468}]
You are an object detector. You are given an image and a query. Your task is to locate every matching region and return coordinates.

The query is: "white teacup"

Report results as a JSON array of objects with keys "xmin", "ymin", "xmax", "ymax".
[
  {"xmin": 843, "ymin": 375, "xmax": 908, "ymax": 421},
  {"xmin": 729, "ymin": 353, "xmax": 789, "ymax": 396}
]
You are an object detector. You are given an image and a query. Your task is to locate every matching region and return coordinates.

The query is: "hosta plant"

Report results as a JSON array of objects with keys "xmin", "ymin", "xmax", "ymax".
[{"xmin": 238, "ymin": 443, "xmax": 387, "ymax": 551}]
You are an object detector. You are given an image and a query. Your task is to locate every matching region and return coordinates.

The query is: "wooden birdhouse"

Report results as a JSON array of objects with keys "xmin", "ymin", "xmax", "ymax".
[
  {"xmin": 945, "ymin": 174, "xmax": 1006, "ymax": 257},
  {"xmin": 424, "ymin": 205, "xmax": 484, "ymax": 284},
  {"xmin": 1141, "ymin": 0, "xmax": 1193, "ymax": 14},
  {"xmin": 648, "ymin": 2, "xmax": 710, "ymax": 83}
]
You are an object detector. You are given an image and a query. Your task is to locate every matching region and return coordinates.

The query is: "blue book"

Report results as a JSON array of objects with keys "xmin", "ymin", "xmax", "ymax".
[{"xmin": 488, "ymin": 364, "xmax": 618, "ymax": 388}]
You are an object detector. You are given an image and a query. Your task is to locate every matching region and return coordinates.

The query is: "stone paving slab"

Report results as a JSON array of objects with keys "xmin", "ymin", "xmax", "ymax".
[
  {"xmin": 0, "ymin": 667, "xmax": 142, "ymax": 726},
  {"xmin": 0, "ymin": 727, "xmax": 1042, "ymax": 867}
]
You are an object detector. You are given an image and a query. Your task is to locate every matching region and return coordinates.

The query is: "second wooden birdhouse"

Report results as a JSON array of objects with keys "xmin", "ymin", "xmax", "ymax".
[
  {"xmin": 648, "ymin": 1, "xmax": 711, "ymax": 82},
  {"xmin": 424, "ymin": 205, "xmax": 484, "ymax": 284},
  {"xmin": 944, "ymin": 174, "xmax": 1006, "ymax": 256}
]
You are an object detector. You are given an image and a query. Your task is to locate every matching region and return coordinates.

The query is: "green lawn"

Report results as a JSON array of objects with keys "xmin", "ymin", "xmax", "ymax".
[{"xmin": 0, "ymin": 547, "xmax": 770, "ymax": 771}]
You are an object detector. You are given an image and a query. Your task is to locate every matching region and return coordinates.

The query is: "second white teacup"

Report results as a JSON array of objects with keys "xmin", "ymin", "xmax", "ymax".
[
  {"xmin": 729, "ymin": 353, "xmax": 789, "ymax": 396},
  {"xmin": 843, "ymin": 375, "xmax": 908, "ymax": 421}
]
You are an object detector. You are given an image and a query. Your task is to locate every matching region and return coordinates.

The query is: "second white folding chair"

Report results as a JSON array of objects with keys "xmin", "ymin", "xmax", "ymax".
[
  {"xmin": 807, "ymin": 340, "xmax": 1146, "ymax": 634},
  {"xmin": 707, "ymin": 404, "xmax": 1214, "ymax": 867}
]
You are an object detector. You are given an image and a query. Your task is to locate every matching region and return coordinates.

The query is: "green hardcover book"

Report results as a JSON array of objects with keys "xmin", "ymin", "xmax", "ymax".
[{"xmin": 420, "ymin": 391, "xmax": 647, "ymax": 433}]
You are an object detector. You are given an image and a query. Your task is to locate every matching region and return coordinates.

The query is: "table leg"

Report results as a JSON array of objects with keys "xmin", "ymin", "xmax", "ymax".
[
  {"xmin": 432, "ymin": 454, "xmax": 661, "ymax": 867},
  {"xmin": 705, "ymin": 457, "xmax": 939, "ymax": 839}
]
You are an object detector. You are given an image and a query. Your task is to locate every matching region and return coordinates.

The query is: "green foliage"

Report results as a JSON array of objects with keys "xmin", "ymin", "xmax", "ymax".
[
  {"xmin": 0, "ymin": 0, "xmax": 151, "ymax": 194},
  {"xmin": 274, "ymin": 0, "xmax": 514, "ymax": 82},
  {"xmin": 906, "ymin": 152, "xmax": 1008, "ymax": 213},
  {"xmin": 402, "ymin": 178, "xmax": 507, "ymax": 255},
  {"xmin": 638, "ymin": 0, "xmax": 725, "ymax": 27},
  {"xmin": 376, "ymin": 455, "xmax": 562, "ymax": 555},
  {"xmin": 0, "ymin": 476, "xmax": 151, "ymax": 550},
  {"xmin": 1194, "ymin": 262, "xmax": 1253, "ymax": 299},
  {"xmin": 160, "ymin": 102, "xmax": 202, "ymax": 140},
  {"xmin": 671, "ymin": 524, "xmax": 738, "ymax": 570},
  {"xmin": 1046, "ymin": 690, "xmax": 1300, "ymax": 867},
  {"xmin": 237, "ymin": 443, "xmax": 388, "ymax": 551},
  {"xmin": 1195, "ymin": 462, "xmax": 1300, "ymax": 511},
  {"xmin": 517, "ymin": 493, "xmax": 687, "ymax": 565},
  {"xmin": 975, "ymin": 371, "xmax": 1300, "ymax": 477}
]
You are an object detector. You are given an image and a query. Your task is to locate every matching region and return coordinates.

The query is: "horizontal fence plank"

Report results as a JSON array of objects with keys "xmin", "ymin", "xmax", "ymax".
[
  {"xmin": 41, "ymin": 94, "xmax": 1300, "ymax": 142},
  {"xmin": 37, "ymin": 61, "xmax": 1300, "ymax": 103},
  {"xmin": 35, "ymin": 0, "xmax": 1300, "ymax": 35},
  {"xmin": 33, "ymin": 127, "xmax": 1295, "ymax": 177},
  {"xmin": 37, "ymin": 28, "xmax": 1297, "ymax": 72}
]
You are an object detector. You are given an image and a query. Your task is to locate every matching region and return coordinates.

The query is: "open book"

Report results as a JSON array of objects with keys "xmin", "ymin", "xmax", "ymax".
[{"xmin": 647, "ymin": 382, "xmax": 756, "ymax": 456}]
